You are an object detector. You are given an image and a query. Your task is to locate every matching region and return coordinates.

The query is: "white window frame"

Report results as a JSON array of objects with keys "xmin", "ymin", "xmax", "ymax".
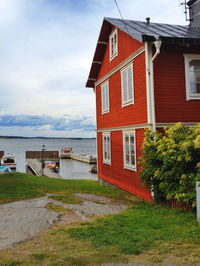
[
  {"xmin": 109, "ymin": 28, "xmax": 118, "ymax": 62},
  {"xmin": 123, "ymin": 130, "xmax": 137, "ymax": 171},
  {"xmin": 101, "ymin": 80, "xmax": 109, "ymax": 114},
  {"xmin": 102, "ymin": 132, "xmax": 111, "ymax": 165},
  {"xmin": 184, "ymin": 54, "xmax": 200, "ymax": 100},
  {"xmin": 121, "ymin": 63, "xmax": 134, "ymax": 107}
]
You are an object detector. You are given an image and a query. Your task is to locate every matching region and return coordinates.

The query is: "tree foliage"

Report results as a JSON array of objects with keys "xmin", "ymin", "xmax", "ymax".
[{"xmin": 139, "ymin": 122, "xmax": 200, "ymax": 207}]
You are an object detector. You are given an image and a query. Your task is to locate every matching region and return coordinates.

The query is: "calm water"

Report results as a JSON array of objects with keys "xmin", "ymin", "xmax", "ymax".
[{"xmin": 0, "ymin": 138, "xmax": 97, "ymax": 180}]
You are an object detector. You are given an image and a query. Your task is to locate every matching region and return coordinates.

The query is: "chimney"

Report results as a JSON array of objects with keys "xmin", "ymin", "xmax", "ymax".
[
  {"xmin": 146, "ymin": 17, "xmax": 150, "ymax": 24},
  {"xmin": 187, "ymin": 0, "xmax": 200, "ymax": 27}
]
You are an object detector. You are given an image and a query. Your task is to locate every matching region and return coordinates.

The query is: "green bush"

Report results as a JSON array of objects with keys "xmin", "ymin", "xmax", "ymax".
[{"xmin": 139, "ymin": 122, "xmax": 200, "ymax": 207}]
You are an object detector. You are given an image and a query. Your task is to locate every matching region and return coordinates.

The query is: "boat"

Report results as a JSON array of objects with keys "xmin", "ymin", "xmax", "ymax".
[
  {"xmin": 45, "ymin": 161, "xmax": 59, "ymax": 173},
  {"xmin": 1, "ymin": 154, "xmax": 16, "ymax": 170},
  {"xmin": 45, "ymin": 161, "xmax": 56, "ymax": 169},
  {"xmin": 0, "ymin": 165, "xmax": 12, "ymax": 173},
  {"xmin": 60, "ymin": 147, "xmax": 73, "ymax": 159}
]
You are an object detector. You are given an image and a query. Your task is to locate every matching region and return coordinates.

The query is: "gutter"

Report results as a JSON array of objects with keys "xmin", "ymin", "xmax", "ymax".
[{"xmin": 150, "ymin": 40, "xmax": 162, "ymax": 132}]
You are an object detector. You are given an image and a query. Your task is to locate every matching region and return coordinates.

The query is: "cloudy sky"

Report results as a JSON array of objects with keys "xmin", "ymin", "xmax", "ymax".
[{"xmin": 0, "ymin": 0, "xmax": 186, "ymax": 138}]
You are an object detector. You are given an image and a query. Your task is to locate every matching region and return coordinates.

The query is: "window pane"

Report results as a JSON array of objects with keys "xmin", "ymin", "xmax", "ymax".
[
  {"xmin": 102, "ymin": 83, "xmax": 109, "ymax": 112},
  {"xmin": 104, "ymin": 136, "xmax": 107, "ymax": 159},
  {"xmin": 125, "ymin": 135, "xmax": 129, "ymax": 164},
  {"xmin": 130, "ymin": 135, "xmax": 135, "ymax": 166},
  {"xmin": 106, "ymin": 84, "xmax": 109, "ymax": 110},
  {"xmin": 123, "ymin": 72, "xmax": 128, "ymax": 102},
  {"xmin": 102, "ymin": 86, "xmax": 105, "ymax": 111},
  {"xmin": 114, "ymin": 33, "xmax": 117, "ymax": 54},
  {"xmin": 107, "ymin": 136, "xmax": 110, "ymax": 159},
  {"xmin": 128, "ymin": 68, "xmax": 133, "ymax": 100},
  {"xmin": 189, "ymin": 60, "xmax": 200, "ymax": 94},
  {"xmin": 111, "ymin": 38, "xmax": 114, "ymax": 56}
]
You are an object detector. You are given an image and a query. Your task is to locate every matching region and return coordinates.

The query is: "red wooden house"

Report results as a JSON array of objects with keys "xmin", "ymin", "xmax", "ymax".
[{"xmin": 86, "ymin": 0, "xmax": 200, "ymax": 201}]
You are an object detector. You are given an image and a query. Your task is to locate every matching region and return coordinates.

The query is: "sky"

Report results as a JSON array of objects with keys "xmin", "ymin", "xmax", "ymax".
[{"xmin": 0, "ymin": 0, "xmax": 187, "ymax": 138}]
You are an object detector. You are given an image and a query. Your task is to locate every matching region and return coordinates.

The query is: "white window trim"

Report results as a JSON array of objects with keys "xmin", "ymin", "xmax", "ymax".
[
  {"xmin": 101, "ymin": 80, "xmax": 110, "ymax": 114},
  {"xmin": 184, "ymin": 54, "xmax": 200, "ymax": 101},
  {"xmin": 109, "ymin": 28, "xmax": 118, "ymax": 62},
  {"xmin": 123, "ymin": 130, "xmax": 137, "ymax": 172},
  {"xmin": 102, "ymin": 132, "xmax": 111, "ymax": 165},
  {"xmin": 121, "ymin": 63, "xmax": 134, "ymax": 107}
]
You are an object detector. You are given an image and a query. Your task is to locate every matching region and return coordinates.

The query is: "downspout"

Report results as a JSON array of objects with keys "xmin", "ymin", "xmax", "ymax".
[
  {"xmin": 150, "ymin": 40, "xmax": 162, "ymax": 132},
  {"xmin": 94, "ymin": 85, "xmax": 98, "ymax": 175}
]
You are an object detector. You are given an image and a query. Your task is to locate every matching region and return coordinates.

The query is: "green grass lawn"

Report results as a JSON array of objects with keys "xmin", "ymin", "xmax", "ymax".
[
  {"xmin": 0, "ymin": 173, "xmax": 200, "ymax": 265},
  {"xmin": 0, "ymin": 172, "xmax": 132, "ymax": 204}
]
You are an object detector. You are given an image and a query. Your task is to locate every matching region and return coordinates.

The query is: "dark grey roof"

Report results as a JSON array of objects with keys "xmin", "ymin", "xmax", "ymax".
[
  {"xmin": 86, "ymin": 17, "xmax": 200, "ymax": 88},
  {"xmin": 187, "ymin": 0, "xmax": 196, "ymax": 6},
  {"xmin": 105, "ymin": 17, "xmax": 200, "ymax": 44}
]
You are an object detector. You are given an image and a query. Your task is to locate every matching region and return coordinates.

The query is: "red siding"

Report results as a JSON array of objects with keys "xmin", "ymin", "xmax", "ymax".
[
  {"xmin": 97, "ymin": 27, "xmax": 144, "ymax": 80},
  {"xmin": 97, "ymin": 129, "xmax": 152, "ymax": 201},
  {"xmin": 154, "ymin": 45, "xmax": 200, "ymax": 123},
  {"xmin": 96, "ymin": 52, "xmax": 147, "ymax": 129}
]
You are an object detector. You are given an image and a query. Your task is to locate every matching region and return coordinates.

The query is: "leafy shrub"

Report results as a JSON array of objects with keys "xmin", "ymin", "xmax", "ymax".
[{"xmin": 139, "ymin": 122, "xmax": 200, "ymax": 207}]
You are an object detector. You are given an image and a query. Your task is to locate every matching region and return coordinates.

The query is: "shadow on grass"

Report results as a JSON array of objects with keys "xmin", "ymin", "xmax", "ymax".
[{"xmin": 68, "ymin": 201, "xmax": 200, "ymax": 255}]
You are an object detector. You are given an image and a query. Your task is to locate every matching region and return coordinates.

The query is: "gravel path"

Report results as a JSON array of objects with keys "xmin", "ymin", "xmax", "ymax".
[{"xmin": 0, "ymin": 193, "xmax": 127, "ymax": 250}]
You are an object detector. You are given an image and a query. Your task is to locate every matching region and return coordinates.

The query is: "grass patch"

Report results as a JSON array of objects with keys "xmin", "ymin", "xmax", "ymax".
[
  {"xmin": 1, "ymin": 201, "xmax": 200, "ymax": 265},
  {"xmin": 46, "ymin": 203, "xmax": 71, "ymax": 213},
  {"xmin": 68, "ymin": 201, "xmax": 200, "ymax": 255},
  {"xmin": 1, "ymin": 173, "xmax": 200, "ymax": 265},
  {"xmin": 0, "ymin": 172, "xmax": 133, "ymax": 204},
  {"xmin": 30, "ymin": 253, "xmax": 47, "ymax": 261},
  {"xmin": 49, "ymin": 193, "xmax": 82, "ymax": 204},
  {"xmin": 1, "ymin": 260, "xmax": 22, "ymax": 266}
]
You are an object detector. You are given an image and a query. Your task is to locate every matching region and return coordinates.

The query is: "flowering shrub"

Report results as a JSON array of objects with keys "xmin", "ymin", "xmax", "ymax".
[{"xmin": 139, "ymin": 122, "xmax": 200, "ymax": 207}]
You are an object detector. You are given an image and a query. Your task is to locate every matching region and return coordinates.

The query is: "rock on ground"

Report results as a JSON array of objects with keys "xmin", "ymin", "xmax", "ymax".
[{"xmin": 0, "ymin": 193, "xmax": 127, "ymax": 250}]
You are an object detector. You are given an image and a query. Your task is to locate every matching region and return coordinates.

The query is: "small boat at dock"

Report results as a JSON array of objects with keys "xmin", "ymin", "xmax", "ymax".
[
  {"xmin": 0, "ymin": 165, "xmax": 12, "ymax": 173},
  {"xmin": 1, "ymin": 154, "xmax": 16, "ymax": 170},
  {"xmin": 60, "ymin": 147, "xmax": 73, "ymax": 159}
]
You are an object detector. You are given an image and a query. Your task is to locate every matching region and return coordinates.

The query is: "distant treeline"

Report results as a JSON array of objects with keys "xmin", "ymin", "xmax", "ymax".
[{"xmin": 0, "ymin": 136, "xmax": 96, "ymax": 140}]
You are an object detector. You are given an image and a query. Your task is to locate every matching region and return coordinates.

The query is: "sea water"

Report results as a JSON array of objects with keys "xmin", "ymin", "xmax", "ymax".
[{"xmin": 0, "ymin": 138, "xmax": 97, "ymax": 180}]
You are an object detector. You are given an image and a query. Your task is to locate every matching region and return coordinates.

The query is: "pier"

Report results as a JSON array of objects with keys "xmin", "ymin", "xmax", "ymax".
[
  {"xmin": 59, "ymin": 154, "xmax": 97, "ymax": 164},
  {"xmin": 26, "ymin": 159, "xmax": 60, "ymax": 178},
  {"xmin": 71, "ymin": 154, "xmax": 96, "ymax": 164}
]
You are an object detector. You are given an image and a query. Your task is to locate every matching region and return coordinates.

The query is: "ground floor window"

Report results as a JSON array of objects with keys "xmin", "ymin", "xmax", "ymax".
[
  {"xmin": 184, "ymin": 54, "xmax": 200, "ymax": 100},
  {"xmin": 103, "ymin": 132, "xmax": 111, "ymax": 165},
  {"xmin": 123, "ymin": 131, "xmax": 136, "ymax": 171}
]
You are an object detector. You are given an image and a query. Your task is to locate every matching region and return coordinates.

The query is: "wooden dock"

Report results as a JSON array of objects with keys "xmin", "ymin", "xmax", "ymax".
[
  {"xmin": 71, "ymin": 154, "xmax": 96, "ymax": 164},
  {"xmin": 26, "ymin": 159, "xmax": 60, "ymax": 178},
  {"xmin": 60, "ymin": 154, "xmax": 97, "ymax": 164}
]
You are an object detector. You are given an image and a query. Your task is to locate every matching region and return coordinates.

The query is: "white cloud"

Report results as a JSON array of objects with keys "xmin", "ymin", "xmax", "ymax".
[{"xmin": 0, "ymin": 0, "xmax": 186, "ymax": 137}]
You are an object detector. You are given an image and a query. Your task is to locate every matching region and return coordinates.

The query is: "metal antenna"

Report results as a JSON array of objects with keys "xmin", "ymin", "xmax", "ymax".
[
  {"xmin": 113, "ymin": 0, "xmax": 130, "ymax": 35},
  {"xmin": 179, "ymin": 0, "xmax": 191, "ymax": 22}
]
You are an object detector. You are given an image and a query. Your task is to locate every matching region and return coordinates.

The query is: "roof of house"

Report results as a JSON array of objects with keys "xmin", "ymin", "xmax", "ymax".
[
  {"xmin": 86, "ymin": 17, "xmax": 200, "ymax": 88},
  {"xmin": 187, "ymin": 0, "xmax": 197, "ymax": 6}
]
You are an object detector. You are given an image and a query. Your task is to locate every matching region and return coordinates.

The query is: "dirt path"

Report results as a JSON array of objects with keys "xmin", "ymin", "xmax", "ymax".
[{"xmin": 0, "ymin": 194, "xmax": 127, "ymax": 250}]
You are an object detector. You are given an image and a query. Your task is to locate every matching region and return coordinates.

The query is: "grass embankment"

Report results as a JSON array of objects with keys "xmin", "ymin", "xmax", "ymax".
[
  {"xmin": 0, "ymin": 172, "xmax": 131, "ymax": 204},
  {"xmin": 1, "ymin": 173, "xmax": 200, "ymax": 265}
]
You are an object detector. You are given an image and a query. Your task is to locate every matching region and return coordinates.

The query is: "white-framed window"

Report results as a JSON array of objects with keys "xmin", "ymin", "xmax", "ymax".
[
  {"xmin": 109, "ymin": 28, "xmax": 118, "ymax": 61},
  {"xmin": 121, "ymin": 63, "xmax": 134, "ymax": 107},
  {"xmin": 123, "ymin": 131, "xmax": 136, "ymax": 171},
  {"xmin": 101, "ymin": 80, "xmax": 109, "ymax": 114},
  {"xmin": 103, "ymin": 132, "xmax": 111, "ymax": 165},
  {"xmin": 184, "ymin": 54, "xmax": 200, "ymax": 100}
]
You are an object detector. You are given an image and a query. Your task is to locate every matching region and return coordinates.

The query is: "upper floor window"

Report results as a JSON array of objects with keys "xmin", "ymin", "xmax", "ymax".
[
  {"xmin": 101, "ymin": 80, "xmax": 109, "ymax": 114},
  {"xmin": 123, "ymin": 131, "xmax": 136, "ymax": 171},
  {"xmin": 121, "ymin": 63, "xmax": 134, "ymax": 107},
  {"xmin": 103, "ymin": 132, "xmax": 111, "ymax": 165},
  {"xmin": 184, "ymin": 54, "xmax": 200, "ymax": 100},
  {"xmin": 109, "ymin": 29, "xmax": 118, "ymax": 61}
]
